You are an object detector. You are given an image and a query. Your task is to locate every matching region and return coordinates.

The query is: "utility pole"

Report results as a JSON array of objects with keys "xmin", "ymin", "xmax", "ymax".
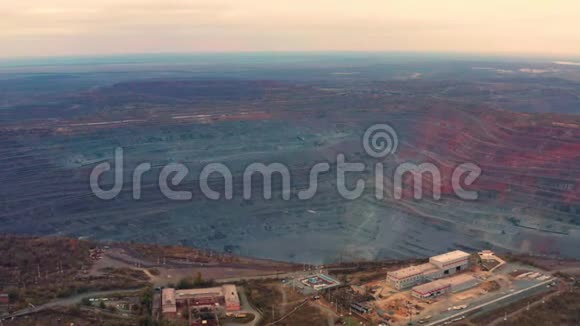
[{"xmin": 187, "ymin": 299, "xmax": 191, "ymax": 326}]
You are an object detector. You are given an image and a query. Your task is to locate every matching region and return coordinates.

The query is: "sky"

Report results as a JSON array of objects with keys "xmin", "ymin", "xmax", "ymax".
[{"xmin": 1, "ymin": 0, "xmax": 580, "ymax": 58}]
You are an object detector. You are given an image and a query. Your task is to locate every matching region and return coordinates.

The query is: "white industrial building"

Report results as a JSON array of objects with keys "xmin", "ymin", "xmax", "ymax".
[
  {"xmin": 386, "ymin": 263, "xmax": 440, "ymax": 290},
  {"xmin": 386, "ymin": 250, "xmax": 471, "ymax": 290},
  {"xmin": 429, "ymin": 250, "xmax": 471, "ymax": 275}
]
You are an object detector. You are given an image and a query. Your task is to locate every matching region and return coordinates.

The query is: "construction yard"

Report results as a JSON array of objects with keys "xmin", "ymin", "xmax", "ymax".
[{"xmin": 348, "ymin": 251, "xmax": 558, "ymax": 325}]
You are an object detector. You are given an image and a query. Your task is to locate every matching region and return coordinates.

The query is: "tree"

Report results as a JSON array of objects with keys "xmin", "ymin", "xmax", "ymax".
[
  {"xmin": 140, "ymin": 286, "xmax": 154, "ymax": 314},
  {"xmin": 194, "ymin": 272, "xmax": 203, "ymax": 285}
]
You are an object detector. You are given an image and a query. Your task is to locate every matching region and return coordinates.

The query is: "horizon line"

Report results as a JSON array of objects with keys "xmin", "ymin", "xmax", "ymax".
[{"xmin": 1, "ymin": 49, "xmax": 579, "ymax": 63}]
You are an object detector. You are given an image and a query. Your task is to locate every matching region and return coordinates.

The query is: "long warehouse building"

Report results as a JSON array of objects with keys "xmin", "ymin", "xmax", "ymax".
[{"xmin": 411, "ymin": 274, "xmax": 479, "ymax": 300}]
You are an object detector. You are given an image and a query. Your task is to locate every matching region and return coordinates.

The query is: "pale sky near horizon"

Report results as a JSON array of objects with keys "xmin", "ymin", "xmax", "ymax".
[{"xmin": 1, "ymin": 0, "xmax": 580, "ymax": 58}]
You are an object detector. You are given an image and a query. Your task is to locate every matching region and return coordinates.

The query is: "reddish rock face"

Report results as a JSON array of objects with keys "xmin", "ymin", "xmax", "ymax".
[{"xmin": 397, "ymin": 108, "xmax": 580, "ymax": 205}]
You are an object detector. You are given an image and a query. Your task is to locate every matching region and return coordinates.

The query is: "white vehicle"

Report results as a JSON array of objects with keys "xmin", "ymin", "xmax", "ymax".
[
  {"xmin": 418, "ymin": 315, "xmax": 432, "ymax": 324},
  {"xmin": 516, "ymin": 272, "xmax": 532, "ymax": 279},
  {"xmin": 537, "ymin": 275, "xmax": 551, "ymax": 281},
  {"xmin": 451, "ymin": 305, "xmax": 468, "ymax": 311}
]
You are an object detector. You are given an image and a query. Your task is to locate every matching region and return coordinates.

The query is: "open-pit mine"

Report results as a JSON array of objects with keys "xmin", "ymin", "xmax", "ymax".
[{"xmin": 1, "ymin": 55, "xmax": 580, "ymax": 263}]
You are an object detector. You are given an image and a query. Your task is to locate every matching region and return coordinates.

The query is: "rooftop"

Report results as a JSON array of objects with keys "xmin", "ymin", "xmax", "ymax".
[
  {"xmin": 222, "ymin": 284, "xmax": 240, "ymax": 306},
  {"xmin": 430, "ymin": 250, "xmax": 470, "ymax": 264},
  {"xmin": 162, "ymin": 288, "xmax": 176, "ymax": 304},
  {"xmin": 412, "ymin": 274, "xmax": 477, "ymax": 295},
  {"xmin": 175, "ymin": 287, "xmax": 224, "ymax": 299},
  {"xmin": 388, "ymin": 263, "xmax": 439, "ymax": 279},
  {"xmin": 161, "ymin": 288, "xmax": 177, "ymax": 313}
]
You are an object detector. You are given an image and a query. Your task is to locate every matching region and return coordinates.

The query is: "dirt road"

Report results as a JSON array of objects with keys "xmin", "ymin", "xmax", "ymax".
[{"xmin": 2, "ymin": 289, "xmax": 141, "ymax": 320}]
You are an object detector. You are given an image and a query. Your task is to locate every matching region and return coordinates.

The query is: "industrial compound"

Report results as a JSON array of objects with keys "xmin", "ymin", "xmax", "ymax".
[
  {"xmin": 386, "ymin": 250, "xmax": 473, "ymax": 296},
  {"xmin": 160, "ymin": 284, "xmax": 240, "ymax": 325}
]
